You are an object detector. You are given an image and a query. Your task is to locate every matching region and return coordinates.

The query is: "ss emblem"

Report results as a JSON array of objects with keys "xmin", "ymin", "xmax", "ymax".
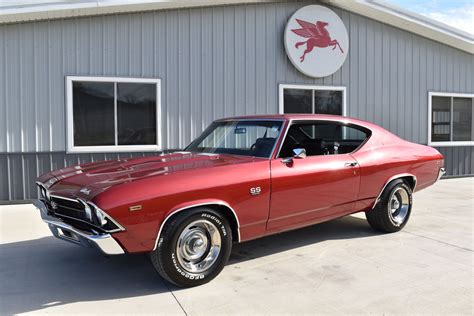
[{"xmin": 250, "ymin": 187, "xmax": 262, "ymax": 196}]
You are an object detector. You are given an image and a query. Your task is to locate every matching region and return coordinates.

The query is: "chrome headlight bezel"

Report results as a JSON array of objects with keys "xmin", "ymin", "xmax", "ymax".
[
  {"xmin": 36, "ymin": 182, "xmax": 51, "ymax": 202},
  {"xmin": 94, "ymin": 207, "xmax": 108, "ymax": 226},
  {"xmin": 87, "ymin": 201, "xmax": 125, "ymax": 233}
]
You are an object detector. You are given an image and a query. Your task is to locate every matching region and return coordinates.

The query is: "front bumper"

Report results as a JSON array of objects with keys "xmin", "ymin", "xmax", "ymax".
[{"xmin": 34, "ymin": 200, "xmax": 125, "ymax": 255}]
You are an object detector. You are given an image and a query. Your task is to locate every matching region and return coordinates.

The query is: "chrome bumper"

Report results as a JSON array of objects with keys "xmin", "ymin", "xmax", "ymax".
[
  {"xmin": 437, "ymin": 167, "xmax": 446, "ymax": 181},
  {"xmin": 33, "ymin": 200, "xmax": 125, "ymax": 255}
]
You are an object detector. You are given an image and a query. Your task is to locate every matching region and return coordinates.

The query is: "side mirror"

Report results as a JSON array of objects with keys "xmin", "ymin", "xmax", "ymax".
[{"xmin": 293, "ymin": 148, "xmax": 306, "ymax": 159}]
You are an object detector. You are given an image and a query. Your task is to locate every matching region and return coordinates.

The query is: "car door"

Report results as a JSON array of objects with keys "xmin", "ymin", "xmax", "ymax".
[{"xmin": 267, "ymin": 121, "xmax": 366, "ymax": 234}]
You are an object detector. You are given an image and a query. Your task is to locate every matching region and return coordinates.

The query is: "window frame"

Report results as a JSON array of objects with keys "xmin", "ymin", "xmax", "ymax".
[
  {"xmin": 66, "ymin": 76, "xmax": 161, "ymax": 153},
  {"xmin": 428, "ymin": 91, "xmax": 474, "ymax": 147},
  {"xmin": 278, "ymin": 84, "xmax": 347, "ymax": 116},
  {"xmin": 275, "ymin": 119, "xmax": 372, "ymax": 158}
]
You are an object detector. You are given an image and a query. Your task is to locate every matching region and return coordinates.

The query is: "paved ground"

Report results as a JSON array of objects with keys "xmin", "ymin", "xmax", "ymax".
[{"xmin": 0, "ymin": 178, "xmax": 473, "ymax": 315}]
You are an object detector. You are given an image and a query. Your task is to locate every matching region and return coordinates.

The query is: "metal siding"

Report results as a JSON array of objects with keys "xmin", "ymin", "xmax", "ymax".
[
  {"xmin": 436, "ymin": 147, "xmax": 474, "ymax": 177},
  {"xmin": 0, "ymin": 27, "xmax": 5, "ymax": 153},
  {"xmin": 0, "ymin": 1, "xmax": 473, "ymax": 199}
]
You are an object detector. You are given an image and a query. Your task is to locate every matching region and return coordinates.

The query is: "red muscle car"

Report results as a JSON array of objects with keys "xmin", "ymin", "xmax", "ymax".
[{"xmin": 35, "ymin": 114, "xmax": 445, "ymax": 287}]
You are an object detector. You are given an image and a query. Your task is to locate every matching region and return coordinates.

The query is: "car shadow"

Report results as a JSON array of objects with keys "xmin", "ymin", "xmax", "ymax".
[
  {"xmin": 0, "ymin": 215, "xmax": 378, "ymax": 314},
  {"xmin": 229, "ymin": 215, "xmax": 378, "ymax": 264}
]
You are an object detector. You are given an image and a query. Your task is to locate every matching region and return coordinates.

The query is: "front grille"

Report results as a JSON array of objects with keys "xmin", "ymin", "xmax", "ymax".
[
  {"xmin": 36, "ymin": 183, "xmax": 123, "ymax": 233},
  {"xmin": 50, "ymin": 196, "xmax": 89, "ymax": 221}
]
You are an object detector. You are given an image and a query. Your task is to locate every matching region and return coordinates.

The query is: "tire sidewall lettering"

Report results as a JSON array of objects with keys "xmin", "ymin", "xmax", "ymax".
[
  {"xmin": 169, "ymin": 212, "xmax": 227, "ymax": 281},
  {"xmin": 171, "ymin": 253, "xmax": 205, "ymax": 280},
  {"xmin": 201, "ymin": 212, "xmax": 227, "ymax": 237}
]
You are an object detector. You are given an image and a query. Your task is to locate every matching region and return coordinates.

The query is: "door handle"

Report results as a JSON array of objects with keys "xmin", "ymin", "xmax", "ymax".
[{"xmin": 344, "ymin": 162, "xmax": 358, "ymax": 167}]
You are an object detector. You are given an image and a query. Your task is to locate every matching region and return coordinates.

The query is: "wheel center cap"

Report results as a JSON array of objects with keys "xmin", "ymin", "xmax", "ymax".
[
  {"xmin": 192, "ymin": 238, "xmax": 205, "ymax": 252},
  {"xmin": 392, "ymin": 199, "xmax": 400, "ymax": 210}
]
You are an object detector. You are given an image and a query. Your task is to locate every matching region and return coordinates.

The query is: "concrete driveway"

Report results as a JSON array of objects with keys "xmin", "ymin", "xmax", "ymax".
[{"xmin": 0, "ymin": 178, "xmax": 473, "ymax": 315}]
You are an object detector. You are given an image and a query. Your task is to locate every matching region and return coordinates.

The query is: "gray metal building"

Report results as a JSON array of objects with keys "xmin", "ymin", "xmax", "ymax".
[{"xmin": 0, "ymin": 0, "xmax": 473, "ymax": 200}]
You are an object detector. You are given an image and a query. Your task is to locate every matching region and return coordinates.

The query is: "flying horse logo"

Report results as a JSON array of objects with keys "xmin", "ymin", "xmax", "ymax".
[{"xmin": 291, "ymin": 19, "xmax": 344, "ymax": 62}]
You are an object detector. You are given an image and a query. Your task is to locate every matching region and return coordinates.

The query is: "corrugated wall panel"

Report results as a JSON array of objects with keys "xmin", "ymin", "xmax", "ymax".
[
  {"xmin": 436, "ymin": 147, "xmax": 473, "ymax": 177},
  {"xmin": 0, "ymin": 27, "xmax": 5, "ymax": 153},
  {"xmin": 0, "ymin": 151, "xmax": 179, "ymax": 200},
  {"xmin": 0, "ymin": 1, "xmax": 473, "ymax": 200}
]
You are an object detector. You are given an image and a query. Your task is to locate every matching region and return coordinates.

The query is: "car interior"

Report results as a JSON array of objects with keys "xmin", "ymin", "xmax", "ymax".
[{"xmin": 278, "ymin": 122, "xmax": 370, "ymax": 158}]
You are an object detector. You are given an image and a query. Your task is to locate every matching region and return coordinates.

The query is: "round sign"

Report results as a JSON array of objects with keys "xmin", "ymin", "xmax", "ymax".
[{"xmin": 284, "ymin": 5, "xmax": 349, "ymax": 78}]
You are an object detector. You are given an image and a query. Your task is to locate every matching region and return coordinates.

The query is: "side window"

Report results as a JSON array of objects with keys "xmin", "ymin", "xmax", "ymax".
[{"xmin": 279, "ymin": 122, "xmax": 370, "ymax": 158}]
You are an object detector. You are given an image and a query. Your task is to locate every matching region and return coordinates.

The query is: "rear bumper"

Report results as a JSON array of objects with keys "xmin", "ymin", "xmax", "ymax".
[
  {"xmin": 437, "ymin": 167, "xmax": 446, "ymax": 181},
  {"xmin": 33, "ymin": 200, "xmax": 125, "ymax": 255}
]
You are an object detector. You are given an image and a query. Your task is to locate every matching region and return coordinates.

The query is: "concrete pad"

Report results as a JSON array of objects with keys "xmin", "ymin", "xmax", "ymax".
[
  {"xmin": 0, "ymin": 178, "xmax": 473, "ymax": 315},
  {"xmin": 0, "ymin": 206, "xmax": 185, "ymax": 315}
]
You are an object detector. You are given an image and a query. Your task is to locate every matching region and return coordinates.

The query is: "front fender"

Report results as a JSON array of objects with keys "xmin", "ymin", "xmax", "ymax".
[{"xmin": 152, "ymin": 199, "xmax": 240, "ymax": 251}]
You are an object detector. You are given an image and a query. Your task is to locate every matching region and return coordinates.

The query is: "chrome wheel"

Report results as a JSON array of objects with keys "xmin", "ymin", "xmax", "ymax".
[
  {"xmin": 388, "ymin": 187, "xmax": 410, "ymax": 225},
  {"xmin": 176, "ymin": 219, "xmax": 221, "ymax": 273}
]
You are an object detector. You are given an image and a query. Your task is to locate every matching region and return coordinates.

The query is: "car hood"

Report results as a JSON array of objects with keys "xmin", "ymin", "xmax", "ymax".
[{"xmin": 37, "ymin": 152, "xmax": 258, "ymax": 199}]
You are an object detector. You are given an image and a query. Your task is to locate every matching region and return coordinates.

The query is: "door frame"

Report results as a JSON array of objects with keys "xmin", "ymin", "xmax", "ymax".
[{"xmin": 278, "ymin": 84, "xmax": 347, "ymax": 116}]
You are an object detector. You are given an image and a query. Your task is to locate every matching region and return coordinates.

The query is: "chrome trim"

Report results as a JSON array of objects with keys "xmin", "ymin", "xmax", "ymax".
[
  {"xmin": 34, "ymin": 200, "xmax": 125, "ymax": 255},
  {"xmin": 88, "ymin": 201, "xmax": 126, "ymax": 233},
  {"xmin": 176, "ymin": 219, "xmax": 221, "ymax": 273},
  {"xmin": 50, "ymin": 194, "xmax": 79, "ymax": 202},
  {"xmin": 388, "ymin": 187, "xmax": 410, "ymax": 226},
  {"xmin": 36, "ymin": 181, "xmax": 51, "ymax": 200},
  {"xmin": 372, "ymin": 173, "xmax": 417, "ymax": 209},
  {"xmin": 436, "ymin": 167, "xmax": 446, "ymax": 181},
  {"xmin": 274, "ymin": 118, "xmax": 373, "ymax": 159},
  {"xmin": 216, "ymin": 118, "xmax": 286, "ymax": 122},
  {"xmin": 153, "ymin": 202, "xmax": 241, "ymax": 251},
  {"xmin": 78, "ymin": 198, "xmax": 93, "ymax": 221},
  {"xmin": 274, "ymin": 119, "xmax": 291, "ymax": 159},
  {"xmin": 293, "ymin": 148, "xmax": 307, "ymax": 159},
  {"xmin": 45, "ymin": 193, "xmax": 125, "ymax": 233}
]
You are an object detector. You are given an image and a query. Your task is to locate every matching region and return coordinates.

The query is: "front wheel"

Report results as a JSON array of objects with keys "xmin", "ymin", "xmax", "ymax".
[
  {"xmin": 150, "ymin": 207, "xmax": 232, "ymax": 287},
  {"xmin": 366, "ymin": 179, "xmax": 413, "ymax": 233}
]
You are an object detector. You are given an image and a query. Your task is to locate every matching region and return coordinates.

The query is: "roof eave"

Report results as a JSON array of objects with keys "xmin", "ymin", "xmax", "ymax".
[
  {"xmin": 0, "ymin": 0, "xmax": 472, "ymax": 54},
  {"xmin": 325, "ymin": 0, "xmax": 473, "ymax": 54}
]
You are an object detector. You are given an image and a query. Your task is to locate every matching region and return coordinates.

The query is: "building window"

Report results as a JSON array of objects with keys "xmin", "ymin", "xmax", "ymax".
[
  {"xmin": 66, "ymin": 76, "xmax": 161, "ymax": 153},
  {"xmin": 428, "ymin": 92, "xmax": 474, "ymax": 146},
  {"xmin": 279, "ymin": 84, "xmax": 346, "ymax": 116}
]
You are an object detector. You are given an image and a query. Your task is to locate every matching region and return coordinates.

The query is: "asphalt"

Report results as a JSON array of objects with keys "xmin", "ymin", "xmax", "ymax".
[{"xmin": 0, "ymin": 178, "xmax": 473, "ymax": 315}]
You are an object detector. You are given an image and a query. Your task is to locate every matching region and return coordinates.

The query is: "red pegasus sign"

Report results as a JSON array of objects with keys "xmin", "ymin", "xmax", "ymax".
[{"xmin": 291, "ymin": 19, "xmax": 344, "ymax": 62}]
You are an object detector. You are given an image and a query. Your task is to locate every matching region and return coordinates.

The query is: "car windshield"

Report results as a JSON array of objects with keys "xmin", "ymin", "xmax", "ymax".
[{"xmin": 185, "ymin": 120, "xmax": 284, "ymax": 158}]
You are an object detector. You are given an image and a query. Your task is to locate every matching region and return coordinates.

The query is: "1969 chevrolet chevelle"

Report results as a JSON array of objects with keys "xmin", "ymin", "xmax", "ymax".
[{"xmin": 35, "ymin": 114, "xmax": 445, "ymax": 287}]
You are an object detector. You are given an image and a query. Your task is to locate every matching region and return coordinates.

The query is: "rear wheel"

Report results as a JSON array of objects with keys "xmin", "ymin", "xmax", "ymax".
[
  {"xmin": 366, "ymin": 179, "xmax": 412, "ymax": 233},
  {"xmin": 150, "ymin": 207, "xmax": 232, "ymax": 287}
]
